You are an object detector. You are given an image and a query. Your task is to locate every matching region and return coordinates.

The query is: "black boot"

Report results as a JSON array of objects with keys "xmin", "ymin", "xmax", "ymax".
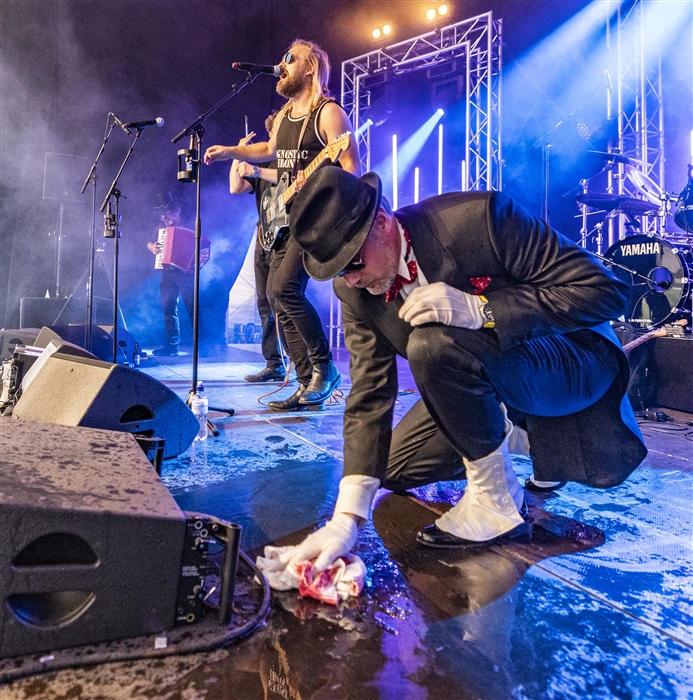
[
  {"xmin": 244, "ymin": 366, "xmax": 286, "ymax": 383},
  {"xmin": 298, "ymin": 360, "xmax": 341, "ymax": 405},
  {"xmin": 268, "ymin": 385, "xmax": 323, "ymax": 412},
  {"xmin": 153, "ymin": 345, "xmax": 179, "ymax": 357}
]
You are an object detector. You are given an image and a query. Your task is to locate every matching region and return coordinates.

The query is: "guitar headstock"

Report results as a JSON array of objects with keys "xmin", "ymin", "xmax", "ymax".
[{"xmin": 326, "ymin": 132, "xmax": 352, "ymax": 162}]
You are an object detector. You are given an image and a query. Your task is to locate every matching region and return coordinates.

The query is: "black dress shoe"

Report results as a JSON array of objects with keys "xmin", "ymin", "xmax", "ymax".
[
  {"xmin": 298, "ymin": 360, "xmax": 341, "ymax": 405},
  {"xmin": 244, "ymin": 366, "xmax": 286, "ymax": 383},
  {"xmin": 416, "ymin": 501, "xmax": 531, "ymax": 549},
  {"xmin": 152, "ymin": 345, "xmax": 179, "ymax": 357},
  {"xmin": 268, "ymin": 385, "xmax": 324, "ymax": 412},
  {"xmin": 524, "ymin": 477, "xmax": 567, "ymax": 493}
]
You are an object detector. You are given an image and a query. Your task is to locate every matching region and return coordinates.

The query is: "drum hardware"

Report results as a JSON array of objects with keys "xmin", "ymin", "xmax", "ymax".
[
  {"xmin": 602, "ymin": 234, "xmax": 692, "ymax": 329},
  {"xmin": 575, "ymin": 192, "xmax": 658, "ymax": 216},
  {"xmin": 583, "ymin": 150, "xmax": 648, "ymax": 167},
  {"xmin": 674, "ymin": 164, "xmax": 693, "ymax": 234}
]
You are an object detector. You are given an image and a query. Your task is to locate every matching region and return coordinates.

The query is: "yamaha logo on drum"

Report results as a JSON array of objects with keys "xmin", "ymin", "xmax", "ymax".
[{"xmin": 618, "ymin": 241, "xmax": 662, "ymax": 256}]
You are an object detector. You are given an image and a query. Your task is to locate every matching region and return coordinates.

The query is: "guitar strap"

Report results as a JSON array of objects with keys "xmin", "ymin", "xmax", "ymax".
[{"xmin": 290, "ymin": 97, "xmax": 334, "ymax": 180}]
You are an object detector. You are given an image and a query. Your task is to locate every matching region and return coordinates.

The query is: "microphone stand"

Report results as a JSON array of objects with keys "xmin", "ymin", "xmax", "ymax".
[
  {"xmin": 533, "ymin": 78, "xmax": 609, "ymax": 226},
  {"xmin": 100, "ymin": 129, "xmax": 144, "ymax": 363},
  {"xmin": 80, "ymin": 116, "xmax": 119, "ymax": 354},
  {"xmin": 172, "ymin": 72, "xmax": 259, "ymax": 429}
]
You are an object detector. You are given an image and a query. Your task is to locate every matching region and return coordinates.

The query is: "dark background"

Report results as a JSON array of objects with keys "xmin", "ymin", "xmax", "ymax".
[{"xmin": 1, "ymin": 0, "xmax": 690, "ymax": 347}]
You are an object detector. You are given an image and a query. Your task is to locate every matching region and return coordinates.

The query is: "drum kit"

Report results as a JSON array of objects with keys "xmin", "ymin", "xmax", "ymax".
[{"xmin": 574, "ymin": 151, "xmax": 692, "ymax": 331}]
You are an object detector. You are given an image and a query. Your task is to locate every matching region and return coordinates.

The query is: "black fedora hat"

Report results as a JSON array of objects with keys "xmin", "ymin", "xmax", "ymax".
[
  {"xmin": 153, "ymin": 190, "xmax": 179, "ymax": 212},
  {"xmin": 290, "ymin": 167, "xmax": 382, "ymax": 281}
]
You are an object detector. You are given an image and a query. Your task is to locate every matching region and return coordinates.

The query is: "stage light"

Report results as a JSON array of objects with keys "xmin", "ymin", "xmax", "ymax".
[
  {"xmin": 372, "ymin": 22, "xmax": 393, "ymax": 41},
  {"xmin": 372, "ymin": 109, "xmax": 443, "ymax": 207},
  {"xmin": 438, "ymin": 123, "xmax": 444, "ymax": 195},
  {"xmin": 356, "ymin": 119, "xmax": 373, "ymax": 137},
  {"xmin": 426, "ymin": 5, "xmax": 449, "ymax": 21},
  {"xmin": 392, "ymin": 134, "xmax": 398, "ymax": 210},
  {"xmin": 414, "ymin": 168, "xmax": 420, "ymax": 204},
  {"xmin": 436, "ymin": 108, "xmax": 445, "ymax": 116}
]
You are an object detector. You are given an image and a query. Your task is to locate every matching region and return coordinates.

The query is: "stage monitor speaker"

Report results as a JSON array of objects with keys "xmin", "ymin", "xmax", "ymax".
[
  {"xmin": 653, "ymin": 337, "xmax": 693, "ymax": 413},
  {"xmin": 39, "ymin": 325, "xmax": 138, "ymax": 365},
  {"xmin": 12, "ymin": 353, "xmax": 198, "ymax": 458},
  {"xmin": 0, "ymin": 420, "xmax": 186, "ymax": 659},
  {"xmin": 0, "ymin": 329, "xmax": 41, "ymax": 361},
  {"xmin": 19, "ymin": 297, "xmax": 74, "ymax": 330}
]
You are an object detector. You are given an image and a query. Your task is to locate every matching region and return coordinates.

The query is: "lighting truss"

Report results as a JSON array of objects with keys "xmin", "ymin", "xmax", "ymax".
[
  {"xmin": 329, "ymin": 12, "xmax": 502, "ymax": 347},
  {"xmin": 610, "ymin": 0, "xmax": 664, "ymax": 239},
  {"xmin": 341, "ymin": 11, "xmax": 502, "ymax": 192}
]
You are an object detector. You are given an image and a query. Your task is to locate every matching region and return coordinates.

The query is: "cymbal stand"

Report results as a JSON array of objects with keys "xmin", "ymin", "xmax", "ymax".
[
  {"xmin": 656, "ymin": 191, "xmax": 670, "ymax": 235},
  {"xmin": 534, "ymin": 75, "xmax": 609, "ymax": 225},
  {"xmin": 579, "ymin": 179, "xmax": 590, "ymax": 250},
  {"xmin": 172, "ymin": 72, "xmax": 258, "ymax": 431}
]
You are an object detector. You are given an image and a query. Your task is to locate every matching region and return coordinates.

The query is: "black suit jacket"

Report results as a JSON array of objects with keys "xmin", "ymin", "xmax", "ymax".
[{"xmin": 335, "ymin": 191, "xmax": 647, "ymax": 488}]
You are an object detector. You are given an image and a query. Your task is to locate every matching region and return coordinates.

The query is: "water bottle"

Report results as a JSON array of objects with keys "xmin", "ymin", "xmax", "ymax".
[{"xmin": 191, "ymin": 381, "xmax": 208, "ymax": 442}]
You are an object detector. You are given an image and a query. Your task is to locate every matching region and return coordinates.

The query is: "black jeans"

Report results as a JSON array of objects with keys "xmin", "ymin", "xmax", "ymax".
[
  {"xmin": 254, "ymin": 241, "xmax": 284, "ymax": 369},
  {"xmin": 384, "ymin": 326, "xmax": 621, "ymax": 490},
  {"xmin": 267, "ymin": 235, "xmax": 331, "ymax": 385},
  {"xmin": 160, "ymin": 266, "xmax": 194, "ymax": 347}
]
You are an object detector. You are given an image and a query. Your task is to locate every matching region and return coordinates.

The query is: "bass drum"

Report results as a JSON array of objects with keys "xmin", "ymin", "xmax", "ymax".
[{"xmin": 604, "ymin": 234, "xmax": 692, "ymax": 329}]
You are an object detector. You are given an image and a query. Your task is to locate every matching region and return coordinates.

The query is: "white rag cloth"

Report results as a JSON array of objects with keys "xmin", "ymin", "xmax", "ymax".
[{"xmin": 256, "ymin": 546, "xmax": 366, "ymax": 605}]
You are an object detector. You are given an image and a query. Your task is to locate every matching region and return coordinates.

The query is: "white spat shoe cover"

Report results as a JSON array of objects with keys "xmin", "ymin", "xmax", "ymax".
[{"xmin": 436, "ymin": 408, "xmax": 525, "ymax": 542}]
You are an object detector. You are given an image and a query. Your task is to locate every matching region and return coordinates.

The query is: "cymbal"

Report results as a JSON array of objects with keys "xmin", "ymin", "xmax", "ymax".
[
  {"xmin": 583, "ymin": 150, "xmax": 648, "ymax": 167},
  {"xmin": 576, "ymin": 192, "xmax": 658, "ymax": 215}
]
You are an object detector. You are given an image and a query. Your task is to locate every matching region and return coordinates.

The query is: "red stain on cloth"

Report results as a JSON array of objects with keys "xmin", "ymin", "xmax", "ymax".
[{"xmin": 256, "ymin": 547, "xmax": 366, "ymax": 605}]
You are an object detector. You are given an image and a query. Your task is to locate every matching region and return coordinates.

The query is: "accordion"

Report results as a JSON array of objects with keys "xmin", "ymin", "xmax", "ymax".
[{"xmin": 154, "ymin": 226, "xmax": 211, "ymax": 274}]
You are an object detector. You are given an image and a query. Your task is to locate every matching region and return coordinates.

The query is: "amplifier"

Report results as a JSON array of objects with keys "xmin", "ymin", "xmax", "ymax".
[{"xmin": 653, "ymin": 336, "xmax": 693, "ymax": 413}]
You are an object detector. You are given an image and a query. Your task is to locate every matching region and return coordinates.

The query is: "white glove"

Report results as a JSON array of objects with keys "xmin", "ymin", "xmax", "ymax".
[
  {"xmin": 398, "ymin": 281, "xmax": 485, "ymax": 329},
  {"xmin": 278, "ymin": 513, "xmax": 358, "ymax": 572}
]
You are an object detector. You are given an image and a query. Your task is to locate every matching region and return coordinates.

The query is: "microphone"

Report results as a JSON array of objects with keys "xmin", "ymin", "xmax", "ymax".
[
  {"xmin": 123, "ymin": 117, "xmax": 165, "ymax": 129},
  {"xmin": 109, "ymin": 112, "xmax": 131, "ymax": 135},
  {"xmin": 232, "ymin": 62, "xmax": 281, "ymax": 77}
]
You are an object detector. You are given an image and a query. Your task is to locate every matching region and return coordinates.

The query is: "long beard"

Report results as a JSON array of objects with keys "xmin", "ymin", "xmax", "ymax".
[{"xmin": 276, "ymin": 72, "xmax": 305, "ymax": 99}]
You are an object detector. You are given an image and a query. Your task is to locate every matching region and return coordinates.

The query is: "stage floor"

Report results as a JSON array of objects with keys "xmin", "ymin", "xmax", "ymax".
[{"xmin": 3, "ymin": 345, "xmax": 693, "ymax": 699}]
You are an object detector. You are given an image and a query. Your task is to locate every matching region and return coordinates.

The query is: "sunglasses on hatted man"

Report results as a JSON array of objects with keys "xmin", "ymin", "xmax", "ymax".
[{"xmin": 336, "ymin": 250, "xmax": 365, "ymax": 277}]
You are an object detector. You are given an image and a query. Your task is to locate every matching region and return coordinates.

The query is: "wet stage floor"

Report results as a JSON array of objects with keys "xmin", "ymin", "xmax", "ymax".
[{"xmin": 3, "ymin": 345, "xmax": 693, "ymax": 699}]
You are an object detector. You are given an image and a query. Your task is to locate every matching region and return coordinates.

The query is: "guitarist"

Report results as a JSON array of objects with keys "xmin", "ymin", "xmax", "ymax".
[
  {"xmin": 229, "ymin": 112, "xmax": 289, "ymax": 383},
  {"xmin": 205, "ymin": 39, "xmax": 361, "ymax": 410}
]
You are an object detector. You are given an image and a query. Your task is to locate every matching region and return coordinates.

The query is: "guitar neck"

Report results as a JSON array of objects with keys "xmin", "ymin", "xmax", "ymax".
[
  {"xmin": 622, "ymin": 320, "xmax": 687, "ymax": 353},
  {"xmin": 281, "ymin": 148, "xmax": 330, "ymax": 206}
]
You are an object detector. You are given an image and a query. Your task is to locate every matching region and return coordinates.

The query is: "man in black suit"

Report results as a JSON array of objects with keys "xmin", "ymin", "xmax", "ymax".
[{"xmin": 272, "ymin": 167, "xmax": 646, "ymax": 573}]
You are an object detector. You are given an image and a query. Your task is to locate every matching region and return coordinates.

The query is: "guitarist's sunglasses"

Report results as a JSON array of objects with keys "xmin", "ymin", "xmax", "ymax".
[
  {"xmin": 336, "ymin": 249, "xmax": 365, "ymax": 277},
  {"xmin": 281, "ymin": 51, "xmax": 296, "ymax": 64}
]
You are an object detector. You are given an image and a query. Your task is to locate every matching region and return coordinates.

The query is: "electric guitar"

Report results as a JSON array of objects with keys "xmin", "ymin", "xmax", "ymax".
[
  {"xmin": 621, "ymin": 319, "xmax": 687, "ymax": 353},
  {"xmin": 259, "ymin": 132, "xmax": 351, "ymax": 251}
]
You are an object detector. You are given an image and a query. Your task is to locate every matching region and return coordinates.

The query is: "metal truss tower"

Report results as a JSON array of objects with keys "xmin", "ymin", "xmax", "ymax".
[
  {"xmin": 610, "ymin": 0, "xmax": 665, "ymax": 241},
  {"xmin": 341, "ymin": 11, "xmax": 502, "ymax": 192},
  {"xmin": 329, "ymin": 12, "xmax": 503, "ymax": 347}
]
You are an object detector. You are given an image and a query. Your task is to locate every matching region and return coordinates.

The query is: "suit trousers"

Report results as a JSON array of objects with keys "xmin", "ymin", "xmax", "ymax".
[
  {"xmin": 160, "ymin": 266, "xmax": 194, "ymax": 347},
  {"xmin": 267, "ymin": 235, "xmax": 331, "ymax": 385},
  {"xmin": 384, "ymin": 325, "xmax": 621, "ymax": 490}
]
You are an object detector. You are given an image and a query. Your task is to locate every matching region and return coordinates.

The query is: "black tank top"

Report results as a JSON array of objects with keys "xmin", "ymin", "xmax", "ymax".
[{"xmin": 275, "ymin": 100, "xmax": 333, "ymax": 184}]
